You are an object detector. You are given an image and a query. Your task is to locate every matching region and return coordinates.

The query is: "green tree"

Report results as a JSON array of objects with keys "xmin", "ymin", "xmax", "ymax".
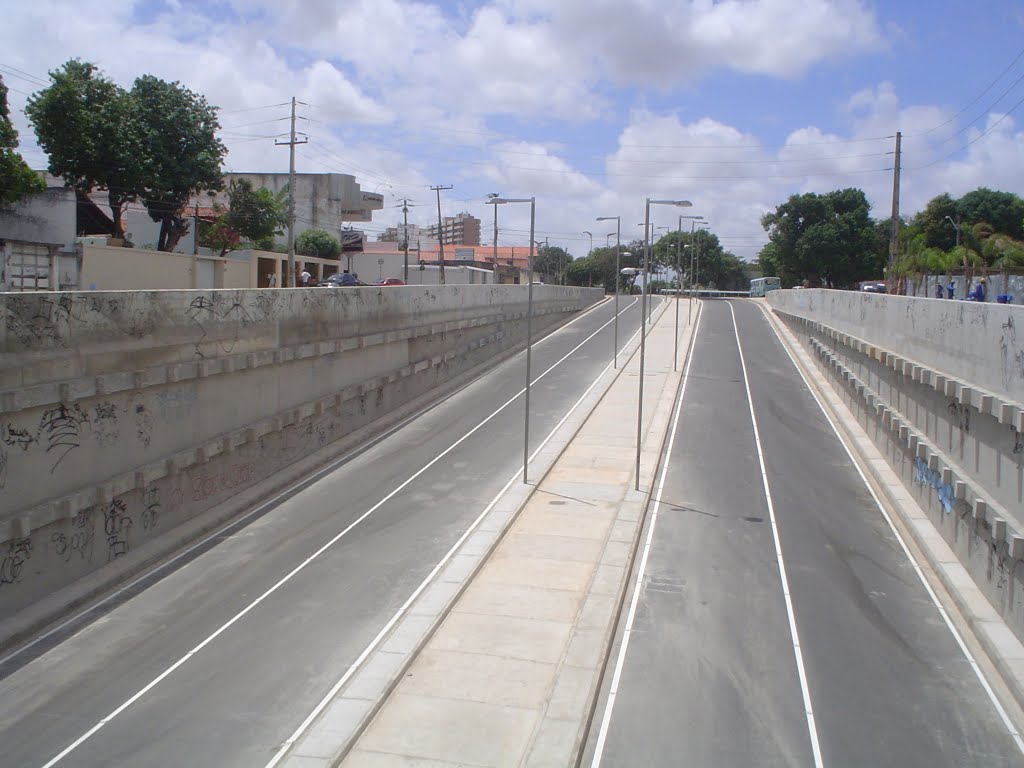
[
  {"xmin": 132, "ymin": 75, "xmax": 226, "ymax": 251},
  {"xmin": 296, "ymin": 228, "xmax": 341, "ymax": 259},
  {"xmin": 911, "ymin": 193, "xmax": 959, "ymax": 250},
  {"xmin": 956, "ymin": 188, "xmax": 1024, "ymax": 239},
  {"xmin": 227, "ymin": 179, "xmax": 287, "ymax": 250},
  {"xmin": 25, "ymin": 60, "xmax": 142, "ymax": 238},
  {"xmin": 0, "ymin": 75, "xmax": 45, "ymax": 205},
  {"xmin": 759, "ymin": 188, "xmax": 880, "ymax": 287},
  {"xmin": 534, "ymin": 245, "xmax": 572, "ymax": 279}
]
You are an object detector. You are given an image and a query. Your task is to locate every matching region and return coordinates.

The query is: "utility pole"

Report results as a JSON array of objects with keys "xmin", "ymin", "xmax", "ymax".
[
  {"xmin": 276, "ymin": 97, "xmax": 307, "ymax": 287},
  {"xmin": 888, "ymin": 131, "xmax": 902, "ymax": 276},
  {"xmin": 193, "ymin": 203, "xmax": 199, "ymax": 256},
  {"xmin": 487, "ymin": 192, "xmax": 500, "ymax": 283},
  {"xmin": 431, "ymin": 184, "xmax": 453, "ymax": 285},
  {"xmin": 401, "ymin": 198, "xmax": 410, "ymax": 284}
]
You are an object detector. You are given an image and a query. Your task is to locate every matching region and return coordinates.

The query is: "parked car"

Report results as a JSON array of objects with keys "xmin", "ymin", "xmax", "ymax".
[
  {"xmin": 373, "ymin": 278, "xmax": 405, "ymax": 286},
  {"xmin": 323, "ymin": 272, "xmax": 365, "ymax": 287},
  {"xmin": 860, "ymin": 280, "xmax": 887, "ymax": 293}
]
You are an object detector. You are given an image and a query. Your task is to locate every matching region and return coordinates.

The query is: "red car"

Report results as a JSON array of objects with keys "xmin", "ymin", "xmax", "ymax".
[{"xmin": 373, "ymin": 278, "xmax": 405, "ymax": 286}]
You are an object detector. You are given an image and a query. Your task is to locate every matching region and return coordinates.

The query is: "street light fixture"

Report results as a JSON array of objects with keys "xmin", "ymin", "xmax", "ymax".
[
  {"xmin": 944, "ymin": 215, "xmax": 961, "ymax": 247},
  {"xmin": 597, "ymin": 215, "xmax": 623, "ymax": 368},
  {"xmin": 582, "ymin": 230, "xmax": 594, "ymax": 257},
  {"xmin": 489, "ymin": 196, "xmax": 536, "ymax": 484},
  {"xmin": 636, "ymin": 198, "xmax": 691, "ymax": 490}
]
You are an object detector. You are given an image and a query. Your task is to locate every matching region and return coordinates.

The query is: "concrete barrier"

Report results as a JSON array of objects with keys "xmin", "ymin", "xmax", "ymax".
[
  {"xmin": 768, "ymin": 288, "xmax": 1024, "ymax": 643},
  {"xmin": 0, "ymin": 285, "xmax": 602, "ymax": 623}
]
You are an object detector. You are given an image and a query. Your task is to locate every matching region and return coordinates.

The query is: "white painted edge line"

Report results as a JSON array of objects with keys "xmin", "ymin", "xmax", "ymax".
[
  {"xmin": 35, "ymin": 297, "xmax": 642, "ymax": 768},
  {"xmin": 588, "ymin": 300, "xmax": 703, "ymax": 767},
  {"xmin": 754, "ymin": 300, "xmax": 1024, "ymax": 755},
  {"xmin": 269, "ymin": 317, "xmax": 652, "ymax": 768},
  {"xmin": 727, "ymin": 300, "xmax": 825, "ymax": 768},
  {"xmin": 0, "ymin": 295, "xmax": 617, "ymax": 669}
]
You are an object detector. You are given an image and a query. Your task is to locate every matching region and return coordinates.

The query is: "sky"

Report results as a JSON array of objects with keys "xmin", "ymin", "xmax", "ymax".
[{"xmin": 2, "ymin": 0, "xmax": 1024, "ymax": 261}]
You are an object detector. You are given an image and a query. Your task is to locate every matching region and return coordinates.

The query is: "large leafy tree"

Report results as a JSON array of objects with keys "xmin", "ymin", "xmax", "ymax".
[
  {"xmin": 956, "ymin": 188, "xmax": 1024, "ymax": 240},
  {"xmin": 25, "ymin": 60, "xmax": 142, "ymax": 237},
  {"xmin": 200, "ymin": 179, "xmax": 287, "ymax": 255},
  {"xmin": 534, "ymin": 245, "xmax": 572, "ymax": 279},
  {"xmin": 296, "ymin": 229, "xmax": 341, "ymax": 259},
  {"xmin": 132, "ymin": 75, "xmax": 226, "ymax": 251},
  {"xmin": 911, "ymin": 193, "xmax": 959, "ymax": 250},
  {"xmin": 759, "ymin": 188, "xmax": 880, "ymax": 287},
  {"xmin": 0, "ymin": 76, "xmax": 45, "ymax": 205}
]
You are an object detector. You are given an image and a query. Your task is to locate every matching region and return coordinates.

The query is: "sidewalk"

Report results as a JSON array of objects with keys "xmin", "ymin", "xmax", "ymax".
[
  {"xmin": 276, "ymin": 303, "xmax": 696, "ymax": 768},
  {"xmin": 323, "ymin": 303, "xmax": 696, "ymax": 767}
]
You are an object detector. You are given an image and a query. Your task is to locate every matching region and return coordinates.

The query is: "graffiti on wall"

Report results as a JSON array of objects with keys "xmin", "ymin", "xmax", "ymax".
[{"xmin": 914, "ymin": 457, "xmax": 955, "ymax": 514}]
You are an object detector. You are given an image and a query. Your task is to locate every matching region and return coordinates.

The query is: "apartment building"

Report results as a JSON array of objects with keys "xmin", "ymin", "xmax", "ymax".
[{"xmin": 427, "ymin": 212, "xmax": 481, "ymax": 246}]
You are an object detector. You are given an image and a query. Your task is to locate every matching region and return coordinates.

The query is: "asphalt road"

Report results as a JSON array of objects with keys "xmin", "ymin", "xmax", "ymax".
[
  {"xmin": 585, "ymin": 299, "xmax": 1024, "ymax": 768},
  {"xmin": 0, "ymin": 295, "xmax": 653, "ymax": 768}
]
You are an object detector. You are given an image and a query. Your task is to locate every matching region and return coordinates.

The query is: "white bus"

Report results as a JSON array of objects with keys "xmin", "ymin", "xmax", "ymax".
[{"xmin": 750, "ymin": 276, "xmax": 781, "ymax": 297}]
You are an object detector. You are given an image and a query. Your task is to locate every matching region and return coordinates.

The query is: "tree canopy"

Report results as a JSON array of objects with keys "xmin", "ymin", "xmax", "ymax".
[
  {"xmin": 25, "ymin": 60, "xmax": 143, "ymax": 237},
  {"xmin": 131, "ymin": 75, "xmax": 226, "ymax": 252},
  {"xmin": 0, "ymin": 75, "xmax": 45, "ymax": 205},
  {"xmin": 296, "ymin": 229, "xmax": 341, "ymax": 259},
  {"xmin": 26, "ymin": 60, "xmax": 226, "ymax": 249},
  {"xmin": 759, "ymin": 188, "xmax": 880, "ymax": 287},
  {"xmin": 533, "ymin": 244, "xmax": 572, "ymax": 279}
]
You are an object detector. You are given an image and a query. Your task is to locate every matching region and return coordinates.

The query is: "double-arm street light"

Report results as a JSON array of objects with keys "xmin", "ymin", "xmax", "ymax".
[
  {"xmin": 596, "ymin": 215, "xmax": 623, "ymax": 368},
  {"xmin": 636, "ymin": 198, "xmax": 691, "ymax": 490},
  {"xmin": 488, "ymin": 196, "xmax": 536, "ymax": 484}
]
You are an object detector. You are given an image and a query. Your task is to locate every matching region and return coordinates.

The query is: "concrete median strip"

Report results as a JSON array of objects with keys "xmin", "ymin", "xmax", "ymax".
[{"xmin": 273, "ymin": 299, "xmax": 698, "ymax": 768}]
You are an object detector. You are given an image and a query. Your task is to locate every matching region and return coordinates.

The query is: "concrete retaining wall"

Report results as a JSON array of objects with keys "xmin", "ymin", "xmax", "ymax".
[
  {"xmin": 768, "ymin": 289, "xmax": 1024, "ymax": 643},
  {"xmin": 0, "ymin": 285, "xmax": 601, "ymax": 620}
]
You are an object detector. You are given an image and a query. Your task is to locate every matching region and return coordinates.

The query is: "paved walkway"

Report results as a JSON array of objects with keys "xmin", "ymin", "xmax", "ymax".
[{"xmin": 326, "ymin": 303, "xmax": 694, "ymax": 767}]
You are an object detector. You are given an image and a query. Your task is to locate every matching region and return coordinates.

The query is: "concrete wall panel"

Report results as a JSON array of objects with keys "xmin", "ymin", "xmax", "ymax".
[{"xmin": 0, "ymin": 285, "xmax": 601, "ymax": 619}]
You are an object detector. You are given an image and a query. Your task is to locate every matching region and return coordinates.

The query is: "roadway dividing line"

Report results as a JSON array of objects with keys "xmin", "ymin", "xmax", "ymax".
[
  {"xmin": 588, "ymin": 300, "xmax": 703, "ymax": 768},
  {"xmin": 35, "ymin": 297, "xmax": 641, "ymax": 768},
  {"xmin": 264, "ymin": 319, "xmax": 651, "ymax": 768},
  {"xmin": 726, "ymin": 300, "xmax": 825, "ymax": 768},
  {"xmin": 753, "ymin": 300, "xmax": 1024, "ymax": 756}
]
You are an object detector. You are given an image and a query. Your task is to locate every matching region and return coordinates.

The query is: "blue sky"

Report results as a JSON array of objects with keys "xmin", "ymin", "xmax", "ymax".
[{"xmin": 3, "ymin": 0, "xmax": 1024, "ymax": 260}]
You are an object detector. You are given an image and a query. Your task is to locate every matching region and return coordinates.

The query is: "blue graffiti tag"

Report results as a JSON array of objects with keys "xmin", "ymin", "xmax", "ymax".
[{"xmin": 914, "ymin": 457, "xmax": 954, "ymax": 514}]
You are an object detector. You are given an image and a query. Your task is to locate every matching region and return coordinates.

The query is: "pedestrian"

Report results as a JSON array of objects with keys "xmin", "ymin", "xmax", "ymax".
[
  {"xmin": 946, "ymin": 280, "xmax": 954, "ymax": 299},
  {"xmin": 970, "ymin": 277, "xmax": 987, "ymax": 302},
  {"xmin": 300, "ymin": 270, "xmax": 311, "ymax": 286},
  {"xmin": 935, "ymin": 281, "xmax": 944, "ymax": 298}
]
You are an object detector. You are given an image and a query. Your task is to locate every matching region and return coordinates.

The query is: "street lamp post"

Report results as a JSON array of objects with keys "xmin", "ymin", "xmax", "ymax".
[
  {"xmin": 596, "ymin": 215, "xmax": 622, "ymax": 368},
  {"xmin": 690, "ymin": 221, "xmax": 710, "ymax": 323},
  {"xmin": 637, "ymin": 198, "xmax": 692, "ymax": 490},
  {"xmin": 487, "ymin": 192, "xmax": 500, "ymax": 283},
  {"xmin": 489, "ymin": 197, "xmax": 536, "ymax": 484},
  {"xmin": 675, "ymin": 214, "xmax": 703, "ymax": 370}
]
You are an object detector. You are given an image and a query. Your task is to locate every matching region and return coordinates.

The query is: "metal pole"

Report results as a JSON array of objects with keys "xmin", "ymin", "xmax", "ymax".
[
  {"xmin": 402, "ymin": 200, "xmax": 409, "ymax": 284},
  {"xmin": 636, "ymin": 199, "xmax": 650, "ymax": 491},
  {"xmin": 614, "ymin": 218, "xmax": 620, "ymax": 368},
  {"xmin": 674, "ymin": 216, "xmax": 681, "ymax": 371},
  {"xmin": 688, "ymin": 220, "xmax": 696, "ymax": 325},
  {"xmin": 286, "ymin": 97, "xmax": 297, "ymax": 287},
  {"xmin": 432, "ymin": 184, "xmax": 452, "ymax": 285},
  {"xmin": 524, "ymin": 197, "xmax": 536, "ymax": 484},
  {"xmin": 493, "ymin": 203, "xmax": 498, "ymax": 281}
]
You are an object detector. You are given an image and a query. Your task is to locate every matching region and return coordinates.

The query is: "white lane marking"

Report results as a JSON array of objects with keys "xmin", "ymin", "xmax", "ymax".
[
  {"xmin": 752, "ymin": 299, "xmax": 1024, "ymax": 755},
  {"xmin": 727, "ymin": 300, "xmax": 825, "ymax": 768},
  {"xmin": 264, "ymin": 318, "xmax": 650, "ymax": 768},
  {"xmin": 589, "ymin": 300, "xmax": 703, "ymax": 768},
  {"xmin": 36, "ymin": 298, "xmax": 642, "ymax": 768},
  {"xmin": 0, "ymin": 296, "xmax": 618, "ymax": 671}
]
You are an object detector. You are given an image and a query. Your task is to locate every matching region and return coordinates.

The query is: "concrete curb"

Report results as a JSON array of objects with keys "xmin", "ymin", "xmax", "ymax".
[
  {"xmin": 273, "ymin": 298, "xmax": 674, "ymax": 766},
  {"xmin": 757, "ymin": 300, "xmax": 1024, "ymax": 726}
]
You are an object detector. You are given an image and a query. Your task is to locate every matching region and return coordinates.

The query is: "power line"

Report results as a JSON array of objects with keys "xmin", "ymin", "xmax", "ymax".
[
  {"xmin": 909, "ymin": 43, "xmax": 1024, "ymax": 137},
  {"xmin": 910, "ymin": 90, "xmax": 1024, "ymax": 170}
]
